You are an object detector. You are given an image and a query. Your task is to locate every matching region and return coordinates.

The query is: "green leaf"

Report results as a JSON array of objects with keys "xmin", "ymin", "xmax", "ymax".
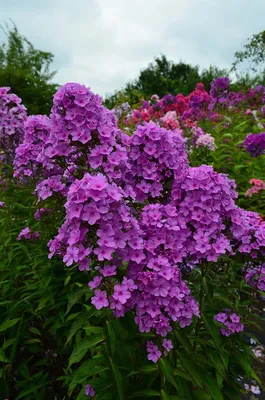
[
  {"xmin": 66, "ymin": 309, "xmax": 96, "ymax": 345},
  {"xmin": 174, "ymin": 328, "xmax": 193, "ymax": 354},
  {"xmin": 0, "ymin": 349, "xmax": 10, "ymax": 363},
  {"xmin": 29, "ymin": 327, "xmax": 41, "ymax": 335},
  {"xmin": 203, "ymin": 373, "xmax": 223, "ymax": 400},
  {"xmin": 16, "ymin": 382, "xmax": 48, "ymax": 400},
  {"xmin": 129, "ymin": 389, "xmax": 160, "ymax": 398},
  {"xmin": 202, "ymin": 277, "xmax": 213, "ymax": 300},
  {"xmin": 127, "ymin": 364, "xmax": 158, "ymax": 377},
  {"xmin": 202, "ymin": 314, "xmax": 221, "ymax": 349},
  {"xmin": 36, "ymin": 293, "xmax": 50, "ymax": 311},
  {"xmin": 24, "ymin": 339, "xmax": 41, "ymax": 344},
  {"xmin": 64, "ymin": 275, "xmax": 71, "ymax": 286},
  {"xmin": 160, "ymin": 389, "xmax": 171, "ymax": 400},
  {"xmin": 66, "ymin": 287, "xmax": 91, "ymax": 315},
  {"xmin": 177, "ymin": 351, "xmax": 203, "ymax": 388},
  {"xmin": 159, "ymin": 359, "xmax": 178, "ymax": 389},
  {"xmin": 2, "ymin": 338, "xmax": 15, "ymax": 349},
  {"xmin": 193, "ymin": 389, "xmax": 212, "ymax": 400},
  {"xmin": 68, "ymin": 334, "xmax": 104, "ymax": 367},
  {"xmin": 109, "ymin": 356, "xmax": 124, "ymax": 400},
  {"xmin": 105, "ymin": 321, "xmax": 116, "ymax": 355},
  {"xmin": 173, "ymin": 369, "xmax": 193, "ymax": 381},
  {"xmin": 0, "ymin": 318, "xmax": 20, "ymax": 332}
]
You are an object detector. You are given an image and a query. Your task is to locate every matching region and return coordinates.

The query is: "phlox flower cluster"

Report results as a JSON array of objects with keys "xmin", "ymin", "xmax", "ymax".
[
  {"xmin": 0, "ymin": 87, "xmax": 27, "ymax": 164},
  {"xmin": 243, "ymin": 132, "xmax": 265, "ymax": 157},
  {"xmin": 14, "ymin": 115, "xmax": 51, "ymax": 179},
  {"xmin": 37, "ymin": 82, "xmax": 128, "ymax": 182},
  {"xmin": 47, "ymin": 172, "xmax": 143, "ymax": 269},
  {"xmin": 191, "ymin": 126, "xmax": 215, "ymax": 151},
  {"xmin": 245, "ymin": 264, "xmax": 265, "ymax": 291},
  {"xmin": 122, "ymin": 121, "xmax": 188, "ymax": 202},
  {"xmin": 214, "ymin": 310, "xmax": 244, "ymax": 337},
  {"xmin": 146, "ymin": 339, "xmax": 173, "ymax": 363},
  {"xmin": 245, "ymin": 178, "xmax": 265, "ymax": 197},
  {"xmin": 209, "ymin": 77, "xmax": 230, "ymax": 110},
  {"xmin": 195, "ymin": 133, "xmax": 216, "ymax": 151}
]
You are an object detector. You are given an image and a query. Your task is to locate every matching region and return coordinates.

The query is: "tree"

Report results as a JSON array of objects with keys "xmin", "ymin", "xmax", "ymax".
[
  {"xmin": 104, "ymin": 55, "xmax": 228, "ymax": 108},
  {"xmin": 0, "ymin": 22, "xmax": 58, "ymax": 115},
  {"xmin": 232, "ymin": 30, "xmax": 265, "ymax": 73},
  {"xmin": 129, "ymin": 55, "xmax": 202, "ymax": 97}
]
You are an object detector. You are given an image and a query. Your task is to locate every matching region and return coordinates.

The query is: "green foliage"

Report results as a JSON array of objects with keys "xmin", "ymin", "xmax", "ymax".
[
  {"xmin": 0, "ymin": 22, "xmax": 58, "ymax": 115},
  {"xmin": 232, "ymin": 30, "xmax": 265, "ymax": 73}
]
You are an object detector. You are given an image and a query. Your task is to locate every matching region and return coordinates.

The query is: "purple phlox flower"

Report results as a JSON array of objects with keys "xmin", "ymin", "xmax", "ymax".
[
  {"xmin": 84, "ymin": 384, "xmax": 96, "ymax": 397},
  {"xmin": 91, "ymin": 290, "xmax": 109, "ymax": 310},
  {"xmin": 113, "ymin": 283, "xmax": 131, "ymax": 304},
  {"xmin": 162, "ymin": 339, "xmax": 173, "ymax": 353},
  {"xmin": 88, "ymin": 276, "xmax": 103, "ymax": 289},
  {"xmin": 146, "ymin": 341, "xmax": 162, "ymax": 363},
  {"xmin": 17, "ymin": 227, "xmax": 31, "ymax": 240}
]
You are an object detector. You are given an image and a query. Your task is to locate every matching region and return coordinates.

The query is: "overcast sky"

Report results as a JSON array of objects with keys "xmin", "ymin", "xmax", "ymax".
[{"xmin": 0, "ymin": 0, "xmax": 265, "ymax": 97}]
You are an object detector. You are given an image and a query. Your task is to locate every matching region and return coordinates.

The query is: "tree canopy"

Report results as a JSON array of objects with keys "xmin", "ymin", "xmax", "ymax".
[
  {"xmin": 0, "ymin": 23, "xmax": 58, "ymax": 115},
  {"xmin": 104, "ymin": 55, "xmax": 227, "ymax": 109}
]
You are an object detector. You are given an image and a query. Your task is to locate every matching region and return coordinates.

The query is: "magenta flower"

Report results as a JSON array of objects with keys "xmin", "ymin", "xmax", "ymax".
[
  {"xmin": 99, "ymin": 265, "xmax": 117, "ymax": 277},
  {"xmin": 162, "ymin": 339, "xmax": 173, "ymax": 353},
  {"xmin": 214, "ymin": 310, "xmax": 244, "ymax": 336},
  {"xmin": 112, "ymin": 284, "xmax": 131, "ymax": 304},
  {"xmin": 91, "ymin": 290, "xmax": 109, "ymax": 310},
  {"xmin": 88, "ymin": 276, "xmax": 103, "ymax": 289},
  {"xmin": 146, "ymin": 341, "xmax": 162, "ymax": 363}
]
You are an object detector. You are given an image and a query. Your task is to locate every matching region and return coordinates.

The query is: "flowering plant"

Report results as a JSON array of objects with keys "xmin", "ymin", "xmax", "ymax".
[{"xmin": 0, "ymin": 83, "xmax": 264, "ymax": 399}]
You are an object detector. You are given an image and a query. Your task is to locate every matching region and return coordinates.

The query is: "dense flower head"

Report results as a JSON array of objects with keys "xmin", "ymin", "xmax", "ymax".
[
  {"xmin": 244, "ymin": 132, "xmax": 265, "ymax": 157},
  {"xmin": 214, "ymin": 310, "xmax": 244, "ymax": 336},
  {"xmin": 47, "ymin": 171, "xmax": 142, "ymax": 264},
  {"xmin": 122, "ymin": 122, "xmax": 188, "ymax": 202},
  {"xmin": 37, "ymin": 82, "xmax": 128, "ymax": 182},
  {"xmin": 245, "ymin": 264, "xmax": 265, "ymax": 291},
  {"xmin": 191, "ymin": 126, "xmax": 216, "ymax": 151},
  {"xmin": 0, "ymin": 87, "xmax": 27, "ymax": 164},
  {"xmin": 170, "ymin": 165, "xmax": 239, "ymax": 262},
  {"xmin": 209, "ymin": 77, "xmax": 230, "ymax": 105},
  {"xmin": 14, "ymin": 115, "xmax": 51, "ymax": 179}
]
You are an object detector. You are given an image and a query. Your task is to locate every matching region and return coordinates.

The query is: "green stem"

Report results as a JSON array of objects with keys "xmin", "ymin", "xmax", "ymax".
[{"xmin": 193, "ymin": 264, "xmax": 206, "ymax": 352}]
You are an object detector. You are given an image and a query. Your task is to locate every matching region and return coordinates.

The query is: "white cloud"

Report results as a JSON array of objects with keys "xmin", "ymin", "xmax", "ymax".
[{"xmin": 0, "ymin": 0, "xmax": 265, "ymax": 96}]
